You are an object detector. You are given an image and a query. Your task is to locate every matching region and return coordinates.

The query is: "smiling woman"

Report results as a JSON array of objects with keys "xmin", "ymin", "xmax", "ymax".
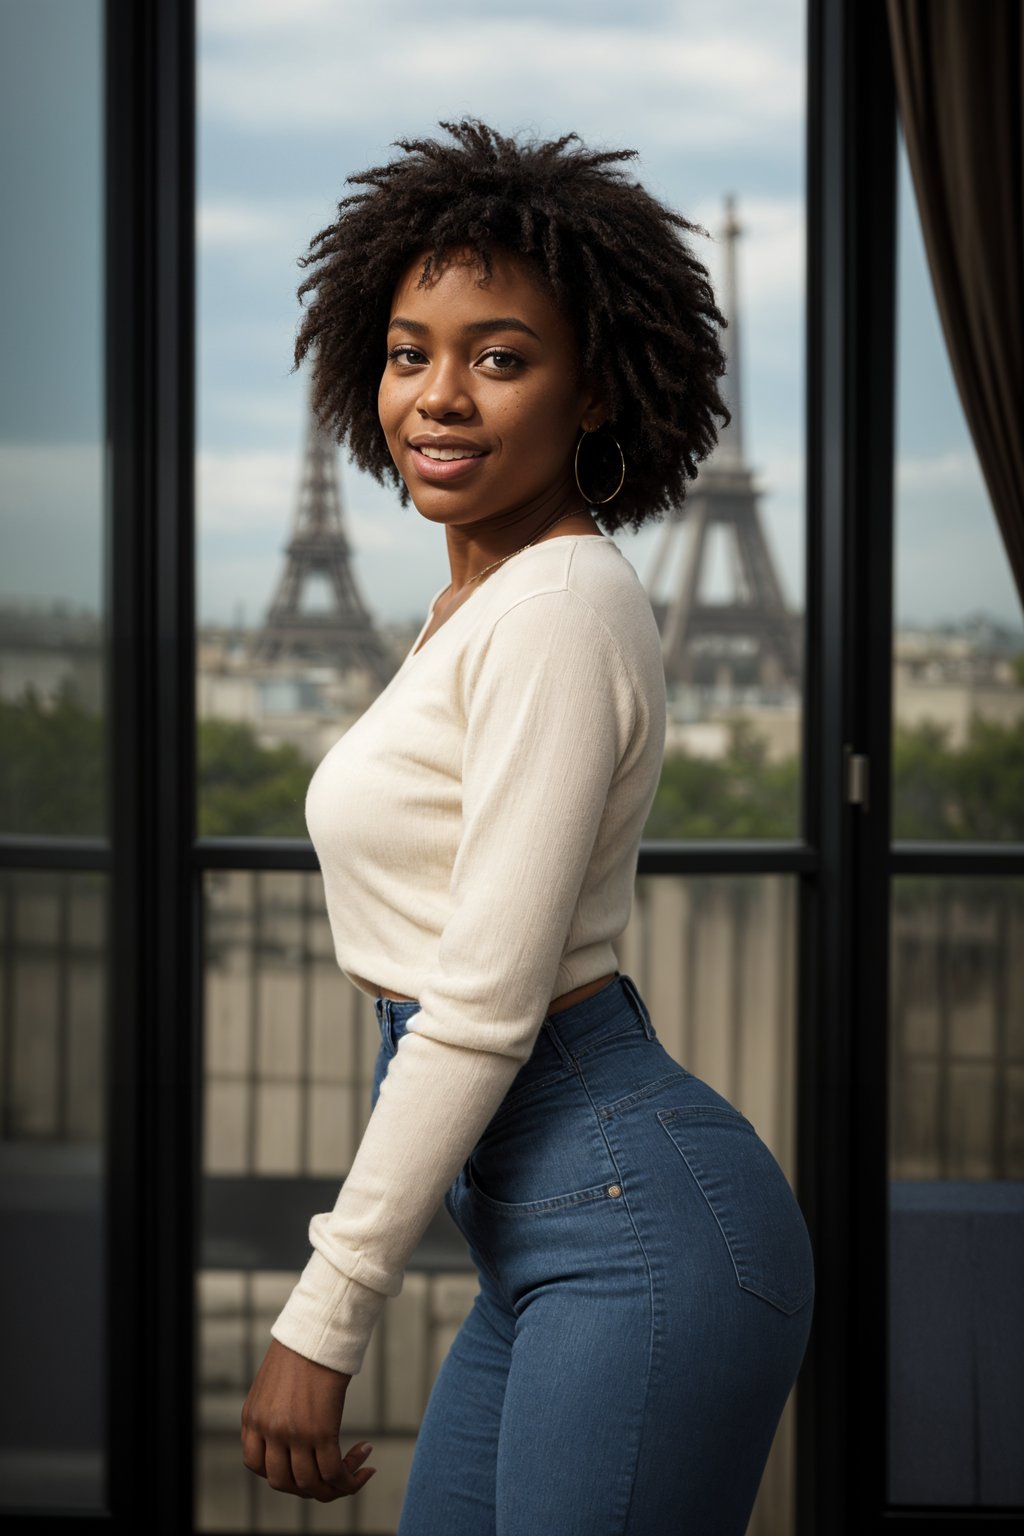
[
  {"xmin": 293, "ymin": 119, "xmax": 731, "ymax": 534},
  {"xmin": 237, "ymin": 120, "xmax": 814, "ymax": 1536},
  {"xmin": 378, "ymin": 246, "xmax": 609, "ymax": 587}
]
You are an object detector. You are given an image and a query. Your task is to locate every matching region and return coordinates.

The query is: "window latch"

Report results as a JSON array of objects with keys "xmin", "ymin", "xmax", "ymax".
[{"xmin": 844, "ymin": 747, "xmax": 869, "ymax": 810}]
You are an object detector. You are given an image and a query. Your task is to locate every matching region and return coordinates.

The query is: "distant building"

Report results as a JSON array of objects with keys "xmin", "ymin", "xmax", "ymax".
[
  {"xmin": 894, "ymin": 614, "xmax": 1024, "ymax": 745},
  {"xmin": 196, "ymin": 618, "xmax": 419, "ymax": 763},
  {"xmin": 0, "ymin": 603, "xmax": 103, "ymax": 713}
]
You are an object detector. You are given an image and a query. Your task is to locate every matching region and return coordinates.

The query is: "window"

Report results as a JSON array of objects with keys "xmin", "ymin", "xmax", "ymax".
[
  {"xmin": 194, "ymin": 2, "xmax": 808, "ymax": 1531},
  {"xmin": 0, "ymin": 0, "xmax": 108, "ymax": 1510},
  {"xmin": 887, "ymin": 122, "xmax": 1024, "ymax": 1508}
]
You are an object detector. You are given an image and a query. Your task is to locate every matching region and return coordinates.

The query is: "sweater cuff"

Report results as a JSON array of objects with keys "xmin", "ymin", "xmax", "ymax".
[{"xmin": 270, "ymin": 1249, "xmax": 390, "ymax": 1377}]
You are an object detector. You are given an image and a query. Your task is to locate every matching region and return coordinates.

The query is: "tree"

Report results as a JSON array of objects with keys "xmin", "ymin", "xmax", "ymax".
[
  {"xmin": 197, "ymin": 720, "xmax": 310, "ymax": 837},
  {"xmin": 0, "ymin": 683, "xmax": 105, "ymax": 835},
  {"xmin": 4, "ymin": 688, "xmax": 1022, "ymax": 846},
  {"xmin": 644, "ymin": 719, "xmax": 799, "ymax": 840},
  {"xmin": 893, "ymin": 713, "xmax": 1024, "ymax": 841}
]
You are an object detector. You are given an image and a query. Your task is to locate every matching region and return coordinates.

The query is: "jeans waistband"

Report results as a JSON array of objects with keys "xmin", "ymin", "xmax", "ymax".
[{"xmin": 373, "ymin": 971, "xmax": 656, "ymax": 1060}]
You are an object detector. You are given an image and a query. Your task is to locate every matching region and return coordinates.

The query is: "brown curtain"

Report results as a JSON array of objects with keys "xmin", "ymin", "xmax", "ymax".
[{"xmin": 886, "ymin": 0, "xmax": 1024, "ymax": 607}]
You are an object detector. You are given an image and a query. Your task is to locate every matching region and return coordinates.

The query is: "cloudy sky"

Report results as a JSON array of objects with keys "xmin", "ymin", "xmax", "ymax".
[{"xmin": 2, "ymin": 0, "xmax": 1021, "ymax": 634}]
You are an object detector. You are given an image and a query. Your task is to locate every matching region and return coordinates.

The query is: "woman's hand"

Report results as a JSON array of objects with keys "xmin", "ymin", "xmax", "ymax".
[{"xmin": 240, "ymin": 1337, "xmax": 377, "ymax": 1501}]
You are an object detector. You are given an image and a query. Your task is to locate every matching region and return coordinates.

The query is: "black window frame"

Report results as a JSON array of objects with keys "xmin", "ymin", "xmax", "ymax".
[{"xmin": 3, "ymin": 0, "xmax": 1021, "ymax": 1530}]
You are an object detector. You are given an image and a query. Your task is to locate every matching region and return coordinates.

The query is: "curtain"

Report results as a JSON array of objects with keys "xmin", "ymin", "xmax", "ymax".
[{"xmin": 886, "ymin": 0, "xmax": 1024, "ymax": 607}]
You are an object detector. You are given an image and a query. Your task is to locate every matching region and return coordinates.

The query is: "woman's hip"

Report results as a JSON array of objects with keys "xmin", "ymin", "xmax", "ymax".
[{"xmin": 371, "ymin": 973, "xmax": 814, "ymax": 1331}]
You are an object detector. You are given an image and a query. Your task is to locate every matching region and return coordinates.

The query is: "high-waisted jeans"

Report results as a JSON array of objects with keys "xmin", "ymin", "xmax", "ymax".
[{"xmin": 371, "ymin": 972, "xmax": 814, "ymax": 1536}]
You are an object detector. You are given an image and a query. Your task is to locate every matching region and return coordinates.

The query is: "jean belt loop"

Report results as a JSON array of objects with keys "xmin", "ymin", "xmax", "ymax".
[
  {"xmin": 620, "ymin": 973, "xmax": 656, "ymax": 1039},
  {"xmin": 541, "ymin": 1015, "xmax": 577, "ymax": 1070}
]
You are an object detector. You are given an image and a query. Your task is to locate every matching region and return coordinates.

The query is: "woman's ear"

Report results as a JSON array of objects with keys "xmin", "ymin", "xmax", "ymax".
[{"xmin": 579, "ymin": 394, "xmax": 610, "ymax": 433}]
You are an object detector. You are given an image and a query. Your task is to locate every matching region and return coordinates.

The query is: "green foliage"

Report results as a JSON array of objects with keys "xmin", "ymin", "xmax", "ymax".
[
  {"xmin": 0, "ymin": 683, "xmax": 105, "ymax": 835},
  {"xmin": 647, "ymin": 709, "xmax": 1024, "ymax": 843},
  {"xmin": 197, "ymin": 719, "xmax": 309, "ymax": 837},
  {"xmin": 0, "ymin": 692, "xmax": 310, "ymax": 839},
  {"xmin": 645, "ymin": 718, "xmax": 799, "ymax": 839},
  {"xmin": 893, "ymin": 712, "xmax": 1024, "ymax": 841},
  {"xmin": 4, "ymin": 686, "xmax": 1023, "ymax": 846}
]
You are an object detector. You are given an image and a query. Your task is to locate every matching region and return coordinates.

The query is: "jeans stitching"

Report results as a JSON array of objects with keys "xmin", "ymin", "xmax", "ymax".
[
  {"xmin": 571, "ymin": 1019, "xmax": 650, "ymax": 1061},
  {"xmin": 464, "ymin": 1155, "xmax": 615, "ymax": 1214},
  {"xmin": 484, "ymin": 1061, "xmax": 579, "ymax": 1125},
  {"xmin": 599, "ymin": 1070, "xmax": 690, "ymax": 1121}
]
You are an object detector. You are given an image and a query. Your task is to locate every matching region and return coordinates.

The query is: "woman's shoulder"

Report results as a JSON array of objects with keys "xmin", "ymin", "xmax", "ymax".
[
  {"xmin": 488, "ymin": 534, "xmax": 652, "ymax": 622},
  {"xmin": 502, "ymin": 532, "xmax": 659, "ymax": 638},
  {"xmin": 477, "ymin": 533, "xmax": 666, "ymax": 695}
]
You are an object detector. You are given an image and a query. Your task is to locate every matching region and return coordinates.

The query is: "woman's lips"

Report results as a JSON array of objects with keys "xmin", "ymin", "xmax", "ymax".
[{"xmin": 408, "ymin": 446, "xmax": 488, "ymax": 483}]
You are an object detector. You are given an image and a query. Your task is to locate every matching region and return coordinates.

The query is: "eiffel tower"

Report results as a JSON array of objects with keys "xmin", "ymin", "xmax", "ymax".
[
  {"xmin": 645, "ymin": 195, "xmax": 801, "ymax": 691},
  {"xmin": 253, "ymin": 393, "xmax": 392, "ymax": 686}
]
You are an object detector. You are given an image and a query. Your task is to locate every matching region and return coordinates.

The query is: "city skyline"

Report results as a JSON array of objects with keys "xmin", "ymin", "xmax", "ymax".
[{"xmin": 1, "ymin": 0, "xmax": 1021, "ymax": 636}]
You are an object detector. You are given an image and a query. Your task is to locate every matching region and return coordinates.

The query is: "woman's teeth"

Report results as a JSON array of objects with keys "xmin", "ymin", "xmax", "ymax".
[{"xmin": 417, "ymin": 446, "xmax": 483, "ymax": 461}]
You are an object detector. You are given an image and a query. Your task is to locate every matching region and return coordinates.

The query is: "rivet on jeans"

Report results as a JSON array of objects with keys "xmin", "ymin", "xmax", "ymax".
[{"xmin": 607, "ymin": 1184, "xmax": 622, "ymax": 1197}]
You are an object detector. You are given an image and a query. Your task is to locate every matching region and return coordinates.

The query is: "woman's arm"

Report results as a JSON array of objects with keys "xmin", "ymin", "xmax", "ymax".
[{"xmin": 272, "ymin": 587, "xmax": 645, "ymax": 1372}]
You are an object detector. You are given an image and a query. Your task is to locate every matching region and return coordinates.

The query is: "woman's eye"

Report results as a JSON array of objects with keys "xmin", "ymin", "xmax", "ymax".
[
  {"xmin": 480, "ymin": 349, "xmax": 522, "ymax": 372},
  {"xmin": 388, "ymin": 346, "xmax": 426, "ymax": 365}
]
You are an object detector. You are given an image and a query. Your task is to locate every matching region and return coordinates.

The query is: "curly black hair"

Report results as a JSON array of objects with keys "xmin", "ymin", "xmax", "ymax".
[{"xmin": 293, "ymin": 119, "xmax": 731, "ymax": 534}]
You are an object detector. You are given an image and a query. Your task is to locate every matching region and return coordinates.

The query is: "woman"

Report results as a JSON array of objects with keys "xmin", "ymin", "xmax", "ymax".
[{"xmin": 241, "ymin": 120, "xmax": 814, "ymax": 1535}]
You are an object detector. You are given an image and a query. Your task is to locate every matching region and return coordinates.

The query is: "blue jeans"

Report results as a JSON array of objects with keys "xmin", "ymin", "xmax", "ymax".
[{"xmin": 371, "ymin": 972, "xmax": 814, "ymax": 1536}]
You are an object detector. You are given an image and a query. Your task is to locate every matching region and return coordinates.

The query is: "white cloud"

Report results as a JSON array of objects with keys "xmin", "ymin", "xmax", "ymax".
[
  {"xmin": 198, "ymin": 446, "xmax": 403, "ymax": 551},
  {"xmin": 198, "ymin": 447, "xmax": 300, "ymax": 534},
  {"xmin": 895, "ymin": 449, "xmax": 980, "ymax": 492},
  {"xmin": 198, "ymin": 199, "xmax": 312, "ymax": 247},
  {"xmin": 199, "ymin": 12, "xmax": 803, "ymax": 151}
]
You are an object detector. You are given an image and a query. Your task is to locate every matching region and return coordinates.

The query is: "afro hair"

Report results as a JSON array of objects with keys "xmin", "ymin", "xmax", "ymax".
[{"xmin": 293, "ymin": 118, "xmax": 732, "ymax": 533}]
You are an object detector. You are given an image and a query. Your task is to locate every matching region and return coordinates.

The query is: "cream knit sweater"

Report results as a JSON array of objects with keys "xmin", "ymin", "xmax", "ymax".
[{"xmin": 270, "ymin": 533, "xmax": 667, "ymax": 1374}]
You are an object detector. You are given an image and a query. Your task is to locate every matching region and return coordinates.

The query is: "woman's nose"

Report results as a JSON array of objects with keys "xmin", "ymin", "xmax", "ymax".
[{"xmin": 415, "ymin": 360, "xmax": 474, "ymax": 419}]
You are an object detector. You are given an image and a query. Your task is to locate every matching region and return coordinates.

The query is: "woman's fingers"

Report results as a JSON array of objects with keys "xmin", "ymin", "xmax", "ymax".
[
  {"xmin": 264, "ymin": 1438, "xmax": 299, "ymax": 1497},
  {"xmin": 318, "ymin": 1438, "xmax": 377, "ymax": 1496},
  {"xmin": 239, "ymin": 1425, "xmax": 266, "ymax": 1480},
  {"xmin": 239, "ymin": 1340, "xmax": 370, "ymax": 1500},
  {"xmin": 248, "ymin": 1435, "xmax": 375, "ymax": 1502},
  {"xmin": 289, "ymin": 1443, "xmax": 353, "ymax": 1501}
]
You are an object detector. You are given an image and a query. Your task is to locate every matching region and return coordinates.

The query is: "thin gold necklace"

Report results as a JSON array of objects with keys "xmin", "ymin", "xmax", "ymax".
[{"xmin": 458, "ymin": 508, "xmax": 585, "ymax": 593}]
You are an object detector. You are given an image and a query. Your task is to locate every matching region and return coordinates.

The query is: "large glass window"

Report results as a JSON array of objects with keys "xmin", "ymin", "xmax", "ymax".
[
  {"xmin": 887, "ymin": 121, "xmax": 1024, "ymax": 1508},
  {"xmin": 891, "ymin": 123, "xmax": 1024, "ymax": 844},
  {"xmin": 196, "ymin": 3, "xmax": 808, "ymax": 1531},
  {"xmin": 0, "ymin": 0, "xmax": 108, "ymax": 1512},
  {"xmin": 0, "ymin": 0, "xmax": 107, "ymax": 841}
]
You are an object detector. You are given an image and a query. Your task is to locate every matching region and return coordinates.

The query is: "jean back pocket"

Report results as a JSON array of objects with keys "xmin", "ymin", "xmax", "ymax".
[{"xmin": 658, "ymin": 1105, "xmax": 814, "ymax": 1316}]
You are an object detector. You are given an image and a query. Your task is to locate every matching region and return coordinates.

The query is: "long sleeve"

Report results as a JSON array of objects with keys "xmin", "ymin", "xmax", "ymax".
[{"xmin": 271, "ymin": 585, "xmax": 646, "ymax": 1374}]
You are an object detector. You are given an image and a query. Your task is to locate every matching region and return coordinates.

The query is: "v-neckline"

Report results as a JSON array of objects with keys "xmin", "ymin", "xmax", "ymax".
[
  {"xmin": 403, "ymin": 533, "xmax": 614, "ymax": 666},
  {"xmin": 404, "ymin": 583, "xmax": 453, "ymax": 662}
]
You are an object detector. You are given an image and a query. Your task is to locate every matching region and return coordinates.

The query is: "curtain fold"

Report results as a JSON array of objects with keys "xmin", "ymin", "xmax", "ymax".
[{"xmin": 886, "ymin": 0, "xmax": 1024, "ymax": 606}]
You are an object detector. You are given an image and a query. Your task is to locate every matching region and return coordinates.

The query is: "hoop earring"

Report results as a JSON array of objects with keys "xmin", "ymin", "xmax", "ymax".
[{"xmin": 574, "ymin": 425, "xmax": 626, "ymax": 505}]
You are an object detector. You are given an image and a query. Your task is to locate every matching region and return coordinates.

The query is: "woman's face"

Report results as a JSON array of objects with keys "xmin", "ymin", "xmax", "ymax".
[{"xmin": 378, "ymin": 245, "xmax": 604, "ymax": 532}]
